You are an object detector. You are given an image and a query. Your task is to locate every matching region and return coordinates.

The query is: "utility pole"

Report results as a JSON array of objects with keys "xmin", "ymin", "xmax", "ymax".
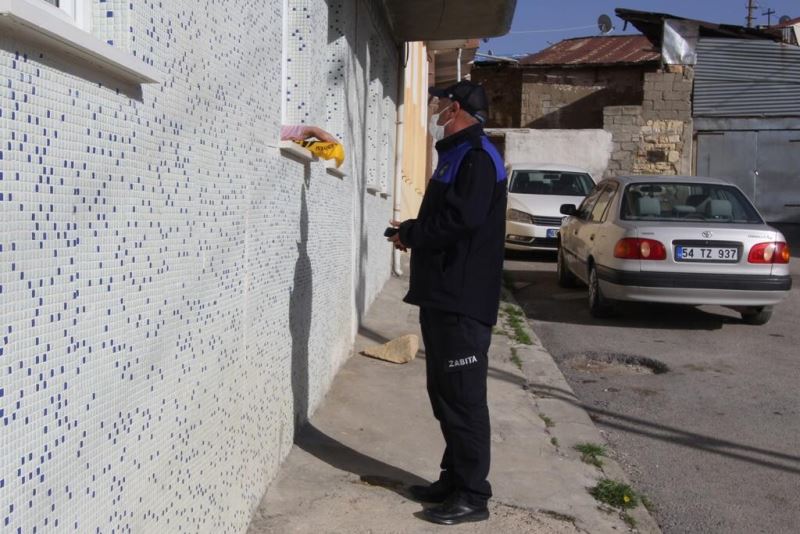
[
  {"xmin": 763, "ymin": 8, "xmax": 776, "ymax": 26},
  {"xmin": 746, "ymin": 0, "xmax": 758, "ymax": 28}
]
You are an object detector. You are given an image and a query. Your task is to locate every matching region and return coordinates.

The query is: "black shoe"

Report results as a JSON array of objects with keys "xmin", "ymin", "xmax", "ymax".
[
  {"xmin": 423, "ymin": 494, "xmax": 489, "ymax": 525},
  {"xmin": 408, "ymin": 481, "xmax": 452, "ymax": 503}
]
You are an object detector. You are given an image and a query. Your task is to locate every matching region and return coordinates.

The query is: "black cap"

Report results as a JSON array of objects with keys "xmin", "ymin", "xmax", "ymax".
[{"xmin": 429, "ymin": 80, "xmax": 488, "ymax": 123}]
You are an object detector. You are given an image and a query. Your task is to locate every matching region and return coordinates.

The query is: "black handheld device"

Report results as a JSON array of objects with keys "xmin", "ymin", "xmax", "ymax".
[{"xmin": 384, "ymin": 227, "xmax": 399, "ymax": 238}]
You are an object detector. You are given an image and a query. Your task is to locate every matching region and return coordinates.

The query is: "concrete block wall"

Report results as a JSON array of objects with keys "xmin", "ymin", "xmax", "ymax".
[
  {"xmin": 604, "ymin": 68, "xmax": 694, "ymax": 177},
  {"xmin": 0, "ymin": 0, "xmax": 396, "ymax": 532},
  {"xmin": 641, "ymin": 68, "xmax": 694, "ymax": 121},
  {"xmin": 500, "ymin": 129, "xmax": 613, "ymax": 180}
]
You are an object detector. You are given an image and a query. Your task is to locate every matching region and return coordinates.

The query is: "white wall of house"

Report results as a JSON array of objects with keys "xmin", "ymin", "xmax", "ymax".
[
  {"xmin": 0, "ymin": 0, "xmax": 397, "ymax": 531},
  {"xmin": 500, "ymin": 129, "xmax": 613, "ymax": 180}
]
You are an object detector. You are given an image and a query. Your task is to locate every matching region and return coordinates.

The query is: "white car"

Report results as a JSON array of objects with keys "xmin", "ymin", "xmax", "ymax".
[
  {"xmin": 558, "ymin": 175, "xmax": 793, "ymax": 324},
  {"xmin": 505, "ymin": 163, "xmax": 596, "ymax": 251}
]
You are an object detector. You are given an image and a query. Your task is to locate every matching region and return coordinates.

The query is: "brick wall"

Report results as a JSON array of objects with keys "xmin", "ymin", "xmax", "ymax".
[{"xmin": 0, "ymin": 0, "xmax": 396, "ymax": 532}]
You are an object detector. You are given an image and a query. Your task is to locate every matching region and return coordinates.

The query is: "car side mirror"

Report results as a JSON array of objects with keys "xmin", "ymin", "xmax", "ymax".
[{"xmin": 560, "ymin": 204, "xmax": 577, "ymax": 216}]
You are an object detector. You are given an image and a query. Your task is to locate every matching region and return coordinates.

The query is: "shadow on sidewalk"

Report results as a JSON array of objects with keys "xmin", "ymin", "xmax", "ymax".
[
  {"xmin": 358, "ymin": 325, "xmax": 394, "ymax": 346},
  {"xmin": 359, "ymin": 326, "xmax": 526, "ymax": 390},
  {"xmin": 295, "ymin": 424, "xmax": 430, "ymax": 499}
]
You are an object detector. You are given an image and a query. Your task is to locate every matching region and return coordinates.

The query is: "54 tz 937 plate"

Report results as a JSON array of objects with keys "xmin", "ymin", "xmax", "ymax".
[{"xmin": 675, "ymin": 246, "xmax": 738, "ymax": 262}]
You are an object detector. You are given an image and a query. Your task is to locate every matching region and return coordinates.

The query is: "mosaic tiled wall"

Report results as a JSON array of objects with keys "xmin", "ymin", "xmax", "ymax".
[{"xmin": 1, "ymin": 0, "xmax": 398, "ymax": 532}]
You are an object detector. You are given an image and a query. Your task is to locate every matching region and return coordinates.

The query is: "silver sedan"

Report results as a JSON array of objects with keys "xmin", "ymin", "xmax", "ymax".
[{"xmin": 557, "ymin": 176, "xmax": 793, "ymax": 324}]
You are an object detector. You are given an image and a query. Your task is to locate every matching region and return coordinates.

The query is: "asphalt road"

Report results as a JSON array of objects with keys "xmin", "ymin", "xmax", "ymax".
[{"xmin": 504, "ymin": 243, "xmax": 800, "ymax": 534}]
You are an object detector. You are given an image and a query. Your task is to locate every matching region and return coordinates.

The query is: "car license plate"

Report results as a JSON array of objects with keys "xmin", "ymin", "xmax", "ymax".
[
  {"xmin": 675, "ymin": 246, "xmax": 738, "ymax": 262},
  {"xmin": 546, "ymin": 228, "xmax": 559, "ymax": 238}
]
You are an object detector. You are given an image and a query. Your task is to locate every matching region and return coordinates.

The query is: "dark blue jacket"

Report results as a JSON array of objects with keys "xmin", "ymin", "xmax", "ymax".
[{"xmin": 399, "ymin": 124, "xmax": 507, "ymax": 325}]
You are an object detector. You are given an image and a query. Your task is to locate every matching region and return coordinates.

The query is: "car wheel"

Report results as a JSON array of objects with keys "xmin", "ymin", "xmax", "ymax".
[
  {"xmin": 741, "ymin": 306, "xmax": 773, "ymax": 325},
  {"xmin": 588, "ymin": 263, "xmax": 613, "ymax": 318},
  {"xmin": 557, "ymin": 247, "xmax": 577, "ymax": 288}
]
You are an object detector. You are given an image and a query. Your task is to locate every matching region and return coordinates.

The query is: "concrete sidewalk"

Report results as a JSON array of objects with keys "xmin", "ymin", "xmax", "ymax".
[{"xmin": 247, "ymin": 271, "xmax": 660, "ymax": 534}]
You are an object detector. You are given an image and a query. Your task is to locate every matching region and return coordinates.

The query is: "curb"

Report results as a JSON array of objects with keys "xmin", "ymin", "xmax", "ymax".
[{"xmin": 497, "ymin": 287, "xmax": 662, "ymax": 534}]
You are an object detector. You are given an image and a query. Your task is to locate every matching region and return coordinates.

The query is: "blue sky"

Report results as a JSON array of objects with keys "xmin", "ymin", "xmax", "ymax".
[{"xmin": 480, "ymin": 0, "xmax": 799, "ymax": 57}]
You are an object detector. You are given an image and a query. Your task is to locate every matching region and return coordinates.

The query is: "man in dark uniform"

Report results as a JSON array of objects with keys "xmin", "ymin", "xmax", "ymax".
[{"xmin": 387, "ymin": 80, "xmax": 507, "ymax": 526}]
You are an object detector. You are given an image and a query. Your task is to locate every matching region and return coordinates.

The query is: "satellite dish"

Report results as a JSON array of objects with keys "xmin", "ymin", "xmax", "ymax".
[
  {"xmin": 598, "ymin": 14, "xmax": 614, "ymax": 34},
  {"xmin": 779, "ymin": 15, "xmax": 791, "ymax": 25}
]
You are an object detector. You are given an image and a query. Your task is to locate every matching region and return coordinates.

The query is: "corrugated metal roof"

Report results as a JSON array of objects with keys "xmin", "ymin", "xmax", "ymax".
[
  {"xmin": 616, "ymin": 8, "xmax": 779, "ymax": 44},
  {"xmin": 520, "ymin": 35, "xmax": 660, "ymax": 66},
  {"xmin": 694, "ymin": 38, "xmax": 800, "ymax": 117}
]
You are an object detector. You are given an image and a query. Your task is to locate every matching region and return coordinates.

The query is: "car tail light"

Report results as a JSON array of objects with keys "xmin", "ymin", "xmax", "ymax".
[
  {"xmin": 748, "ymin": 242, "xmax": 790, "ymax": 264},
  {"xmin": 614, "ymin": 238, "xmax": 667, "ymax": 260}
]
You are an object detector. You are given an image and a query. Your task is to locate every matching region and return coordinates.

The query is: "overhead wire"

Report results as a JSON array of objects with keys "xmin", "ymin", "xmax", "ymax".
[{"xmin": 510, "ymin": 23, "xmax": 599, "ymax": 34}]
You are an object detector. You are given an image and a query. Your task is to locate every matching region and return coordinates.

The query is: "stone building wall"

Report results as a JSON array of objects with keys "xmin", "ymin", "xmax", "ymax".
[
  {"xmin": 521, "ymin": 66, "xmax": 649, "ymax": 129},
  {"xmin": 604, "ymin": 67, "xmax": 694, "ymax": 177}
]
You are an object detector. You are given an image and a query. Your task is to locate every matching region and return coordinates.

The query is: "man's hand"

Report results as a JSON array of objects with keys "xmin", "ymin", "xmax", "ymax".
[{"xmin": 387, "ymin": 219, "xmax": 408, "ymax": 252}]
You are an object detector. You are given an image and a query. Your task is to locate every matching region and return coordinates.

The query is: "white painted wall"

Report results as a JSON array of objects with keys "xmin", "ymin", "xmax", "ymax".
[{"xmin": 499, "ymin": 129, "xmax": 614, "ymax": 180}]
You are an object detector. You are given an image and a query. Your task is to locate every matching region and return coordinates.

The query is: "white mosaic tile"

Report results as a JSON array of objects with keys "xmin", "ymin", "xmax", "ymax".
[{"xmin": 1, "ymin": 0, "xmax": 397, "ymax": 531}]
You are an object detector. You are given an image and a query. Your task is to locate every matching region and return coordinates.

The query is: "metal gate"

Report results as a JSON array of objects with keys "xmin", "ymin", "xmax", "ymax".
[{"xmin": 696, "ymin": 129, "xmax": 800, "ymax": 223}]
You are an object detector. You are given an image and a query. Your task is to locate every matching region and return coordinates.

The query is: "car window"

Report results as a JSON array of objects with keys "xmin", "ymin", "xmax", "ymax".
[
  {"xmin": 509, "ymin": 170, "xmax": 594, "ymax": 195},
  {"xmin": 620, "ymin": 182, "xmax": 763, "ymax": 223},
  {"xmin": 589, "ymin": 182, "xmax": 617, "ymax": 222},
  {"xmin": 576, "ymin": 183, "xmax": 606, "ymax": 219}
]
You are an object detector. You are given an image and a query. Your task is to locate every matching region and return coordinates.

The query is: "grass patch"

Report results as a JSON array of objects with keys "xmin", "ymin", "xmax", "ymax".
[
  {"xmin": 589, "ymin": 479, "xmax": 639, "ymax": 510},
  {"xmin": 539, "ymin": 413, "xmax": 555, "ymax": 428},
  {"xmin": 512, "ymin": 327, "xmax": 532, "ymax": 346},
  {"xmin": 641, "ymin": 494, "xmax": 654, "ymax": 512},
  {"xmin": 503, "ymin": 305, "xmax": 533, "ymax": 345},
  {"xmin": 509, "ymin": 347, "xmax": 522, "ymax": 370},
  {"xmin": 622, "ymin": 512, "xmax": 637, "ymax": 528},
  {"xmin": 550, "ymin": 437, "xmax": 559, "ymax": 447},
  {"xmin": 574, "ymin": 442, "xmax": 607, "ymax": 468}
]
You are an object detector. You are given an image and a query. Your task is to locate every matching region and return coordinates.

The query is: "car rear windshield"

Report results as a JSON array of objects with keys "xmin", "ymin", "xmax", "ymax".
[
  {"xmin": 620, "ymin": 182, "xmax": 763, "ymax": 224},
  {"xmin": 509, "ymin": 171, "xmax": 594, "ymax": 196}
]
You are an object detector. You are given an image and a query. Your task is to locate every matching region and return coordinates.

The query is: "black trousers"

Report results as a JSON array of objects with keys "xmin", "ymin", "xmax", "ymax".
[{"xmin": 419, "ymin": 307, "xmax": 492, "ymax": 505}]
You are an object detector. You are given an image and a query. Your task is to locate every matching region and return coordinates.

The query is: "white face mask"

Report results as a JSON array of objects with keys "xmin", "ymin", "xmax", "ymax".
[{"xmin": 428, "ymin": 104, "xmax": 453, "ymax": 141}]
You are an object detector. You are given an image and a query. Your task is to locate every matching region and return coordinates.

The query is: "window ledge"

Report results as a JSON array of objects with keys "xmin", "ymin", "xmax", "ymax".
[
  {"xmin": 279, "ymin": 141, "xmax": 316, "ymax": 163},
  {"xmin": 0, "ymin": 0, "xmax": 161, "ymax": 84},
  {"xmin": 324, "ymin": 160, "xmax": 346, "ymax": 178}
]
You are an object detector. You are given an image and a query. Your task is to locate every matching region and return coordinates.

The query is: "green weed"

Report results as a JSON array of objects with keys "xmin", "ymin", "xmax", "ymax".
[
  {"xmin": 574, "ymin": 442, "xmax": 607, "ymax": 468},
  {"xmin": 589, "ymin": 479, "xmax": 639, "ymax": 510}
]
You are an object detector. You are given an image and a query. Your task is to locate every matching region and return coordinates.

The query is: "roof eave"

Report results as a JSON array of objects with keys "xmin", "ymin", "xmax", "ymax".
[{"xmin": 381, "ymin": 0, "xmax": 517, "ymax": 41}]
